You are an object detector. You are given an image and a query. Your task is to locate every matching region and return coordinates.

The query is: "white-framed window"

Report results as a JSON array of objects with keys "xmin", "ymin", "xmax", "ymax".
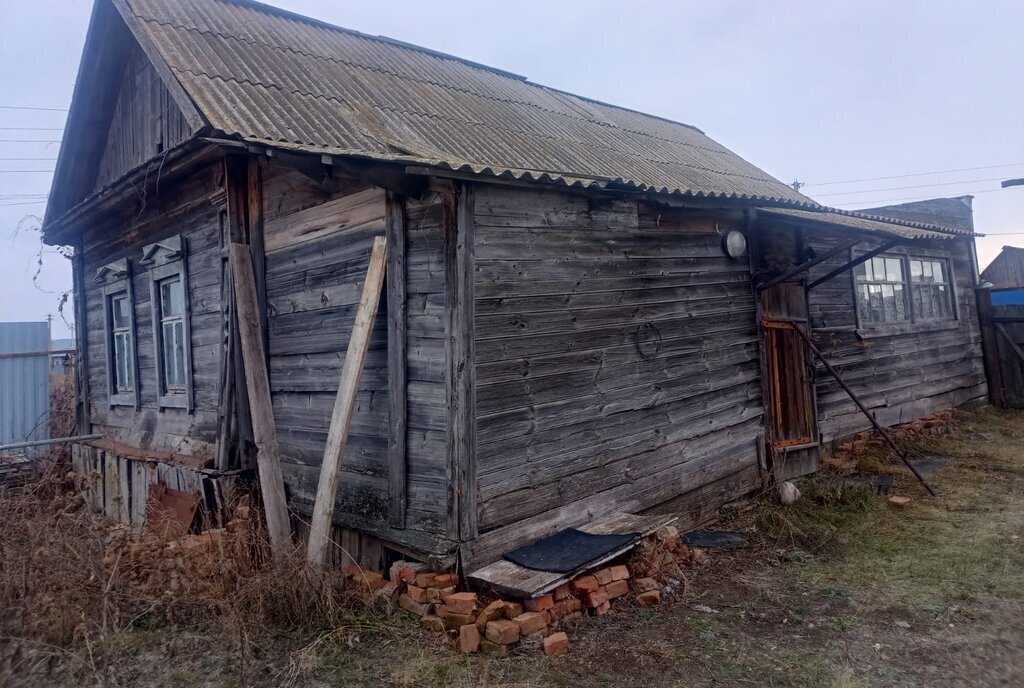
[
  {"xmin": 853, "ymin": 253, "xmax": 955, "ymax": 327},
  {"xmin": 95, "ymin": 258, "xmax": 139, "ymax": 408},
  {"xmin": 142, "ymin": 235, "xmax": 193, "ymax": 411}
]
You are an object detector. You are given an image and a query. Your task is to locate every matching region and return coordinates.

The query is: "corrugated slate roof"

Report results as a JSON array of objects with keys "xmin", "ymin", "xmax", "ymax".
[
  {"xmin": 760, "ymin": 207, "xmax": 966, "ymax": 240},
  {"xmin": 121, "ymin": 0, "xmax": 814, "ymax": 205}
]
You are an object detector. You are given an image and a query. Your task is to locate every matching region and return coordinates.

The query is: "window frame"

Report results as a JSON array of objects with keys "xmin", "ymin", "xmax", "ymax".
[
  {"xmin": 143, "ymin": 236, "xmax": 194, "ymax": 412},
  {"xmin": 851, "ymin": 248, "xmax": 959, "ymax": 335},
  {"xmin": 97, "ymin": 260, "xmax": 140, "ymax": 409}
]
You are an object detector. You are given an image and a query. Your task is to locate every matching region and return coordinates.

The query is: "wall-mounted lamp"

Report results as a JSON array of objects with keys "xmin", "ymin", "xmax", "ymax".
[{"xmin": 722, "ymin": 230, "xmax": 748, "ymax": 259}]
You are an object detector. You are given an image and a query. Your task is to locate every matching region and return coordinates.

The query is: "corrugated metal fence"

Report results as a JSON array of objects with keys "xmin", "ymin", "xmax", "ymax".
[{"xmin": 0, "ymin": 322, "xmax": 50, "ymax": 455}]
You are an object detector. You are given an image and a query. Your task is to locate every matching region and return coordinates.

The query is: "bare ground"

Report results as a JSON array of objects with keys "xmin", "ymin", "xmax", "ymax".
[{"xmin": 3, "ymin": 407, "xmax": 1023, "ymax": 687}]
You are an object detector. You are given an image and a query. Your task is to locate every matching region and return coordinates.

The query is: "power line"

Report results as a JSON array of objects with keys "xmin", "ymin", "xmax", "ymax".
[
  {"xmin": 813, "ymin": 176, "xmax": 1009, "ymax": 198},
  {"xmin": 0, "ymin": 139, "xmax": 61, "ymax": 144},
  {"xmin": 834, "ymin": 188, "xmax": 1005, "ymax": 207},
  {"xmin": 0, "ymin": 127, "xmax": 63, "ymax": 131},
  {"xmin": 0, "ymin": 157, "xmax": 57, "ymax": 161},
  {"xmin": 0, "ymin": 200, "xmax": 47, "ymax": 207},
  {"xmin": 0, "ymin": 105, "xmax": 67, "ymax": 112},
  {"xmin": 0, "ymin": 169, "xmax": 55, "ymax": 173},
  {"xmin": 804, "ymin": 162, "xmax": 1024, "ymax": 188}
]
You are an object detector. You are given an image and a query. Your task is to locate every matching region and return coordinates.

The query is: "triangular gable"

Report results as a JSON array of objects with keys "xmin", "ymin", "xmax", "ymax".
[{"xmin": 44, "ymin": 0, "xmax": 205, "ymax": 231}]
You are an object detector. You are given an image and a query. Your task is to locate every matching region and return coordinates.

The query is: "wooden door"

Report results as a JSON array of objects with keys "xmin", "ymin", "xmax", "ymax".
[{"xmin": 760, "ymin": 283, "xmax": 820, "ymax": 479}]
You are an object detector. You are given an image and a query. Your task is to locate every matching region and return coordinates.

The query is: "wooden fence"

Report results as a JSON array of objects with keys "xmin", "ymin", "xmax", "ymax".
[{"xmin": 978, "ymin": 291, "xmax": 1024, "ymax": 408}]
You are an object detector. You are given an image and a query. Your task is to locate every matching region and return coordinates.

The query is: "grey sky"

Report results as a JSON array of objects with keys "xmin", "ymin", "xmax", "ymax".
[{"xmin": 1, "ymin": 0, "xmax": 1022, "ymax": 339}]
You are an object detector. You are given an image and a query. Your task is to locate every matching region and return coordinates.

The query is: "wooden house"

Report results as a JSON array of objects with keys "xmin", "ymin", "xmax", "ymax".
[
  {"xmin": 43, "ymin": 0, "xmax": 987, "ymax": 573},
  {"xmin": 981, "ymin": 246, "xmax": 1024, "ymax": 305}
]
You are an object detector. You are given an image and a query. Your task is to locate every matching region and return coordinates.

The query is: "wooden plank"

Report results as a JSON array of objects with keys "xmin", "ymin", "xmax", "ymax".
[
  {"xmin": 995, "ymin": 322, "xmax": 1024, "ymax": 365},
  {"xmin": 230, "ymin": 242, "xmax": 292, "ymax": 555},
  {"xmin": 467, "ymin": 511, "xmax": 676, "ymax": 598},
  {"xmin": 450, "ymin": 184, "xmax": 477, "ymax": 541},
  {"xmin": 306, "ymin": 236, "xmax": 388, "ymax": 567},
  {"xmin": 386, "ymin": 192, "xmax": 408, "ymax": 528},
  {"xmin": 118, "ymin": 457, "xmax": 132, "ymax": 524},
  {"xmin": 104, "ymin": 451, "xmax": 120, "ymax": 521}
]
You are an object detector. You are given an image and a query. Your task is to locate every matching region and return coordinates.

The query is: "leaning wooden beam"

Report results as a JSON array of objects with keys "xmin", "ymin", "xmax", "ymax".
[
  {"xmin": 789, "ymin": 324, "xmax": 938, "ymax": 497},
  {"xmin": 307, "ymin": 236, "xmax": 389, "ymax": 567},
  {"xmin": 757, "ymin": 239, "xmax": 861, "ymax": 293},
  {"xmin": 229, "ymin": 242, "xmax": 292, "ymax": 555},
  {"xmin": 806, "ymin": 239, "xmax": 901, "ymax": 290}
]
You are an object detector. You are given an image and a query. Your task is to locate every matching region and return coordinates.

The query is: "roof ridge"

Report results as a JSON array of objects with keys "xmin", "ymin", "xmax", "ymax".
[{"xmin": 191, "ymin": 0, "xmax": 710, "ymax": 137}]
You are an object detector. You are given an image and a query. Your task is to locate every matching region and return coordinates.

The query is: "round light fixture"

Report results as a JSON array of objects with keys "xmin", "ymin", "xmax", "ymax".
[{"xmin": 723, "ymin": 230, "xmax": 747, "ymax": 259}]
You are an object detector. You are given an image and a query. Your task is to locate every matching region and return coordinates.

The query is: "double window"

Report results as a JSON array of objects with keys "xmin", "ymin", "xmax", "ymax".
[
  {"xmin": 143, "ymin": 235, "xmax": 193, "ymax": 410},
  {"xmin": 854, "ymin": 254, "xmax": 955, "ymax": 326}
]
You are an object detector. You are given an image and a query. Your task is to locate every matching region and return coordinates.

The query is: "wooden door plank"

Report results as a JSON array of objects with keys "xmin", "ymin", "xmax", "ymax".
[
  {"xmin": 307, "ymin": 236, "xmax": 388, "ymax": 567},
  {"xmin": 386, "ymin": 193, "xmax": 408, "ymax": 528}
]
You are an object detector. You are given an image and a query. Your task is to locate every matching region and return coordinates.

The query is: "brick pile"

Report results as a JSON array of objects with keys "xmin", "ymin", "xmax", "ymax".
[
  {"xmin": 362, "ymin": 525, "xmax": 703, "ymax": 657},
  {"xmin": 825, "ymin": 409, "xmax": 956, "ymax": 469}
]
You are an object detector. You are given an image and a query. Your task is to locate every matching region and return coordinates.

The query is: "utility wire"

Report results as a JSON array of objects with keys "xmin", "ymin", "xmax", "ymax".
[
  {"xmin": 834, "ymin": 188, "xmax": 1005, "ymax": 207},
  {"xmin": 803, "ymin": 162, "xmax": 1024, "ymax": 188},
  {"xmin": 0, "ymin": 169, "xmax": 55, "ymax": 173},
  {"xmin": 814, "ymin": 176, "xmax": 1010, "ymax": 198},
  {"xmin": 0, "ymin": 139, "xmax": 61, "ymax": 143},
  {"xmin": 0, "ymin": 105, "xmax": 67, "ymax": 112},
  {"xmin": 0, "ymin": 200, "xmax": 47, "ymax": 207},
  {"xmin": 0, "ymin": 127, "xmax": 64, "ymax": 131},
  {"xmin": 0, "ymin": 157, "xmax": 57, "ymax": 161}
]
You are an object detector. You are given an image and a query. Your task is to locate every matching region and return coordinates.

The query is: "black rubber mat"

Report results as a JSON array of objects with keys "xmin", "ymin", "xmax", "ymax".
[
  {"xmin": 681, "ymin": 530, "xmax": 747, "ymax": 549},
  {"xmin": 503, "ymin": 528, "xmax": 638, "ymax": 573}
]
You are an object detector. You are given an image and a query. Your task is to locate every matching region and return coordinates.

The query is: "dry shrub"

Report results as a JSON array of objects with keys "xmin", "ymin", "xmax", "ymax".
[{"xmin": 0, "ymin": 458, "xmax": 361, "ymax": 671}]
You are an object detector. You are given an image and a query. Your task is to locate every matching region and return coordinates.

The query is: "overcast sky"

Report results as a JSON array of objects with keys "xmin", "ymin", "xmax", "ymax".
[{"xmin": 1, "ymin": 0, "xmax": 1022, "ymax": 338}]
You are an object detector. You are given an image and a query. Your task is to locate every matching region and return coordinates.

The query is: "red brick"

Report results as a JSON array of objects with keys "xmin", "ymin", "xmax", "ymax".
[
  {"xmin": 594, "ymin": 568, "xmax": 615, "ymax": 585},
  {"xmin": 475, "ymin": 600, "xmax": 506, "ymax": 631},
  {"xmin": 571, "ymin": 575, "xmax": 600, "ymax": 594},
  {"xmin": 434, "ymin": 572, "xmax": 459, "ymax": 588},
  {"xmin": 609, "ymin": 565, "xmax": 630, "ymax": 581},
  {"xmin": 513, "ymin": 611, "xmax": 548, "ymax": 636},
  {"xmin": 583, "ymin": 588, "xmax": 608, "ymax": 608},
  {"xmin": 351, "ymin": 571, "xmax": 386, "ymax": 592},
  {"xmin": 398, "ymin": 594, "xmax": 432, "ymax": 617},
  {"xmin": 503, "ymin": 601, "xmax": 524, "ymax": 619},
  {"xmin": 559, "ymin": 611, "xmax": 583, "ymax": 625},
  {"xmin": 524, "ymin": 594, "xmax": 554, "ymax": 612},
  {"xmin": 636, "ymin": 590, "xmax": 660, "ymax": 607},
  {"xmin": 550, "ymin": 597, "xmax": 581, "ymax": 621},
  {"xmin": 553, "ymin": 583, "xmax": 573, "ymax": 600},
  {"xmin": 441, "ymin": 609, "xmax": 475, "ymax": 630},
  {"xmin": 444, "ymin": 591, "xmax": 478, "ymax": 615},
  {"xmin": 458, "ymin": 624, "xmax": 480, "ymax": 654},
  {"xmin": 889, "ymin": 495, "xmax": 912, "ymax": 509},
  {"xmin": 544, "ymin": 631, "xmax": 569, "ymax": 657},
  {"xmin": 605, "ymin": 579, "xmax": 629, "ymax": 600},
  {"xmin": 405, "ymin": 585, "xmax": 429, "ymax": 604},
  {"xmin": 480, "ymin": 639, "xmax": 511, "ymax": 657},
  {"xmin": 414, "ymin": 572, "xmax": 437, "ymax": 587},
  {"xmin": 594, "ymin": 600, "xmax": 612, "ymax": 615},
  {"xmin": 427, "ymin": 586, "xmax": 455, "ymax": 604},
  {"xmin": 485, "ymin": 619, "xmax": 520, "ymax": 645}
]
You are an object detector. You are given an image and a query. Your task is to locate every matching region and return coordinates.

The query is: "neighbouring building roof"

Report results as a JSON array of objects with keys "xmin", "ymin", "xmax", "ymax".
[
  {"xmin": 758, "ymin": 206, "xmax": 969, "ymax": 241},
  {"xmin": 981, "ymin": 245, "xmax": 1024, "ymax": 288},
  {"xmin": 116, "ymin": 0, "xmax": 814, "ymax": 205}
]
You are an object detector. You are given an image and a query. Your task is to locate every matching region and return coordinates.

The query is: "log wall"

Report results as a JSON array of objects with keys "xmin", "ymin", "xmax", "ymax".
[
  {"xmin": 80, "ymin": 163, "xmax": 225, "ymax": 457},
  {"xmin": 803, "ymin": 231, "xmax": 987, "ymax": 442},
  {"xmin": 466, "ymin": 186, "xmax": 765, "ymax": 566}
]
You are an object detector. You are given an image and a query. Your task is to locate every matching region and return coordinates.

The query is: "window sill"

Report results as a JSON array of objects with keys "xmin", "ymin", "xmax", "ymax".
[
  {"xmin": 159, "ymin": 393, "xmax": 189, "ymax": 410},
  {"xmin": 856, "ymin": 320, "xmax": 961, "ymax": 340},
  {"xmin": 109, "ymin": 393, "xmax": 135, "ymax": 408}
]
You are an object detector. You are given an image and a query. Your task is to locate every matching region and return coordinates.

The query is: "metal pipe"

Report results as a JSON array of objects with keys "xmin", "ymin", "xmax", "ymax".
[
  {"xmin": 789, "ymin": 324, "xmax": 938, "ymax": 497},
  {"xmin": 0, "ymin": 433, "xmax": 102, "ymax": 452}
]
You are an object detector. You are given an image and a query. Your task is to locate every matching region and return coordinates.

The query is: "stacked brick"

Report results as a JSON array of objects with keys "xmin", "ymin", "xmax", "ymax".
[
  {"xmin": 378, "ymin": 527, "xmax": 704, "ymax": 657},
  {"xmin": 826, "ymin": 409, "xmax": 956, "ymax": 469}
]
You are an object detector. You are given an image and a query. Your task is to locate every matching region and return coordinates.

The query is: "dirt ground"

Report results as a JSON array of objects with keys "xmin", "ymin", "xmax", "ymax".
[{"xmin": 3, "ymin": 407, "xmax": 1023, "ymax": 687}]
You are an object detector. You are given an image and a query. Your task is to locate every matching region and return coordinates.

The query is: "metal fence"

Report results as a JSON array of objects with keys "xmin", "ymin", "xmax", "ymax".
[{"xmin": 0, "ymin": 321, "xmax": 51, "ymax": 455}]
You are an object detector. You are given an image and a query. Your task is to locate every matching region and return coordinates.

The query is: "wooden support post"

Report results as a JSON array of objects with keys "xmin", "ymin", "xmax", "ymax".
[
  {"xmin": 806, "ymin": 239, "xmax": 900, "ymax": 290},
  {"xmin": 306, "ymin": 236, "xmax": 389, "ymax": 567},
  {"xmin": 757, "ymin": 239, "xmax": 861, "ymax": 293},
  {"xmin": 229, "ymin": 242, "xmax": 292, "ymax": 555},
  {"xmin": 386, "ymin": 193, "xmax": 408, "ymax": 528}
]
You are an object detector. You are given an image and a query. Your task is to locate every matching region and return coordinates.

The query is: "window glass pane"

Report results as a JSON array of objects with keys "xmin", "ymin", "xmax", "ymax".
[
  {"xmin": 854, "ymin": 261, "xmax": 867, "ymax": 280},
  {"xmin": 910, "ymin": 260, "xmax": 923, "ymax": 280},
  {"xmin": 161, "ymin": 278, "xmax": 184, "ymax": 317},
  {"xmin": 112, "ymin": 295, "xmax": 129, "ymax": 328},
  {"xmin": 885, "ymin": 257, "xmax": 903, "ymax": 282},
  {"xmin": 173, "ymin": 321, "xmax": 186, "ymax": 388},
  {"xmin": 871, "ymin": 257, "xmax": 885, "ymax": 281}
]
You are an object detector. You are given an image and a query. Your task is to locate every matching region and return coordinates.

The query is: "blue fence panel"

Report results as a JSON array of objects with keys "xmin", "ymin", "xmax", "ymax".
[{"xmin": 0, "ymin": 322, "xmax": 50, "ymax": 454}]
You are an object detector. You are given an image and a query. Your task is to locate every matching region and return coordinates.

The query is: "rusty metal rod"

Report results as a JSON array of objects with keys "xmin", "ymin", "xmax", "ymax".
[
  {"xmin": 789, "ymin": 325, "xmax": 938, "ymax": 497},
  {"xmin": 757, "ymin": 239, "xmax": 861, "ymax": 293}
]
